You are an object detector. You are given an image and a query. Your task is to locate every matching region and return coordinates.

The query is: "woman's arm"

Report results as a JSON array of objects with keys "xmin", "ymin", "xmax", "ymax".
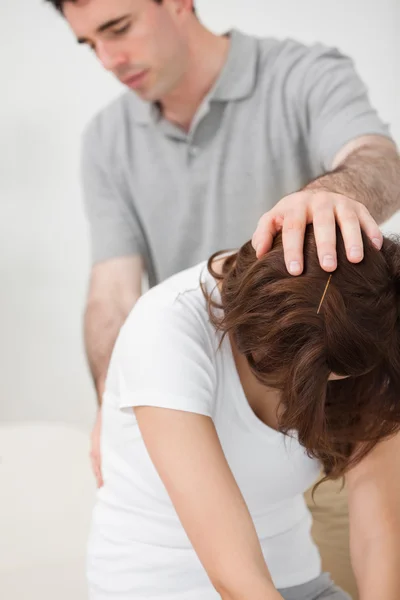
[
  {"xmin": 134, "ymin": 406, "xmax": 283, "ymax": 600},
  {"xmin": 346, "ymin": 431, "xmax": 400, "ymax": 599}
]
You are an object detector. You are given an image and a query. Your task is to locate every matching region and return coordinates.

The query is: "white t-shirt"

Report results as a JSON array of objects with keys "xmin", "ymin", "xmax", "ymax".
[{"xmin": 87, "ymin": 262, "xmax": 322, "ymax": 600}]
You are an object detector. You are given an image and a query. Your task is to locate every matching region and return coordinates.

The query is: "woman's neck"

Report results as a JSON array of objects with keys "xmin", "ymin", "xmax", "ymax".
[{"xmin": 229, "ymin": 333, "xmax": 282, "ymax": 429}]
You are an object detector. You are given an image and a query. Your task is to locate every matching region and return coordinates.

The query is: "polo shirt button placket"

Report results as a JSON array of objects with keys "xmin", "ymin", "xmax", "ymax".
[{"xmin": 188, "ymin": 145, "xmax": 199, "ymax": 160}]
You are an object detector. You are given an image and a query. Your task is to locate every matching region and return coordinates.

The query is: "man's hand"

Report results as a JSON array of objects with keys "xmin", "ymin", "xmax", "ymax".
[
  {"xmin": 90, "ymin": 409, "xmax": 103, "ymax": 488},
  {"xmin": 251, "ymin": 190, "xmax": 383, "ymax": 275}
]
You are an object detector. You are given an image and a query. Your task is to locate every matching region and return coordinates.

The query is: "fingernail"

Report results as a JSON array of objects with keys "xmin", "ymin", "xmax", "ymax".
[
  {"xmin": 372, "ymin": 237, "xmax": 382, "ymax": 249},
  {"xmin": 322, "ymin": 255, "xmax": 336, "ymax": 268},
  {"xmin": 289, "ymin": 261, "xmax": 301, "ymax": 274},
  {"xmin": 349, "ymin": 246, "xmax": 362, "ymax": 259}
]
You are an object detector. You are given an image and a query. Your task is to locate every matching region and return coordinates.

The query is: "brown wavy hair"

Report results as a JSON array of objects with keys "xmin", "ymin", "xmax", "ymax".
[{"xmin": 205, "ymin": 225, "xmax": 400, "ymax": 486}]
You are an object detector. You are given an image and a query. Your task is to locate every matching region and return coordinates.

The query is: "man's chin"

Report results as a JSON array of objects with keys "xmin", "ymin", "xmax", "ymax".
[
  {"xmin": 124, "ymin": 78, "xmax": 170, "ymax": 104},
  {"xmin": 130, "ymin": 88, "xmax": 156, "ymax": 103},
  {"xmin": 135, "ymin": 86, "xmax": 165, "ymax": 105}
]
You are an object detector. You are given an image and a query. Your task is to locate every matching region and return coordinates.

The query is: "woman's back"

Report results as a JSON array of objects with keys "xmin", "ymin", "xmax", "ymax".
[{"xmin": 88, "ymin": 261, "xmax": 322, "ymax": 599}]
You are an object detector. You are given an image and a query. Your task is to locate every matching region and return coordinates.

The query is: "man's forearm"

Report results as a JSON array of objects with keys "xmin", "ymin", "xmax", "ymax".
[
  {"xmin": 84, "ymin": 298, "xmax": 138, "ymax": 403},
  {"xmin": 307, "ymin": 142, "xmax": 400, "ymax": 224}
]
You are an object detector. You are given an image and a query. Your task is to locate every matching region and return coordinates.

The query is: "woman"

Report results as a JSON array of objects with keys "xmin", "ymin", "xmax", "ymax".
[{"xmin": 87, "ymin": 226, "xmax": 400, "ymax": 600}]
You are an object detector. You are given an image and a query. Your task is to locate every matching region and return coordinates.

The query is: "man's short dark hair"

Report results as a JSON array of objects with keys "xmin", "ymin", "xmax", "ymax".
[{"xmin": 46, "ymin": 0, "xmax": 195, "ymax": 15}]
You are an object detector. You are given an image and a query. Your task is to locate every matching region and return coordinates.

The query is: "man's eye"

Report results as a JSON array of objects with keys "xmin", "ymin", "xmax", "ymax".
[{"xmin": 113, "ymin": 24, "xmax": 131, "ymax": 35}]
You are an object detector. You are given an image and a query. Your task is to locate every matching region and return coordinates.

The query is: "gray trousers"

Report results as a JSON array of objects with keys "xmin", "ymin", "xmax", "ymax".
[{"xmin": 278, "ymin": 572, "xmax": 352, "ymax": 600}]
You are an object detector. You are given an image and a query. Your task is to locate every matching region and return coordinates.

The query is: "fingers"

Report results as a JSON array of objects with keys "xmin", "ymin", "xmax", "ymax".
[
  {"xmin": 90, "ymin": 450, "xmax": 104, "ymax": 488},
  {"xmin": 312, "ymin": 196, "xmax": 338, "ymax": 272},
  {"xmin": 281, "ymin": 204, "xmax": 307, "ymax": 275},
  {"xmin": 335, "ymin": 196, "xmax": 383, "ymax": 263},
  {"xmin": 252, "ymin": 213, "xmax": 283, "ymax": 259},
  {"xmin": 334, "ymin": 199, "xmax": 364, "ymax": 263},
  {"xmin": 90, "ymin": 411, "xmax": 104, "ymax": 488},
  {"xmin": 313, "ymin": 195, "xmax": 381, "ymax": 268},
  {"xmin": 355, "ymin": 203, "xmax": 383, "ymax": 250},
  {"xmin": 253, "ymin": 191, "xmax": 382, "ymax": 275}
]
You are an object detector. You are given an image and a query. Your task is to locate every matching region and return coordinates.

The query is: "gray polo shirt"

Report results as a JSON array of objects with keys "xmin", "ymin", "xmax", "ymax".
[{"xmin": 81, "ymin": 30, "xmax": 391, "ymax": 287}]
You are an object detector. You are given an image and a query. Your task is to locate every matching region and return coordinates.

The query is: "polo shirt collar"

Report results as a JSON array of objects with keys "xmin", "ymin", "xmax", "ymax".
[
  {"xmin": 211, "ymin": 29, "xmax": 258, "ymax": 101},
  {"xmin": 129, "ymin": 29, "xmax": 258, "ymax": 125}
]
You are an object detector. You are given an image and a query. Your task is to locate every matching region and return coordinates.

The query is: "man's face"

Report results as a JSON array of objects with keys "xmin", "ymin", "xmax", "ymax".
[{"xmin": 64, "ymin": 0, "xmax": 190, "ymax": 101}]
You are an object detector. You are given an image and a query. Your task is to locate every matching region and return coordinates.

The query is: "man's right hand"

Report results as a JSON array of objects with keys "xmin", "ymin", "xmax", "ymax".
[{"xmin": 90, "ymin": 409, "xmax": 103, "ymax": 488}]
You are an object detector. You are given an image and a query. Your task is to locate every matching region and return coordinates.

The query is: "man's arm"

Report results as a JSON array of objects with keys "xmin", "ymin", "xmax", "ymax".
[
  {"xmin": 346, "ymin": 432, "xmax": 400, "ymax": 599},
  {"xmin": 311, "ymin": 135, "xmax": 400, "ymax": 225},
  {"xmin": 253, "ymin": 136, "xmax": 400, "ymax": 273},
  {"xmin": 84, "ymin": 255, "xmax": 143, "ymax": 403},
  {"xmin": 85, "ymin": 255, "xmax": 143, "ymax": 488},
  {"xmin": 253, "ymin": 41, "xmax": 399, "ymax": 272},
  {"xmin": 80, "ymin": 118, "xmax": 146, "ymax": 387}
]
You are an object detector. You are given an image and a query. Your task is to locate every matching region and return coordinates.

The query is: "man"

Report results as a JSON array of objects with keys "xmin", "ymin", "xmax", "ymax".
[{"xmin": 47, "ymin": 0, "xmax": 400, "ymax": 594}]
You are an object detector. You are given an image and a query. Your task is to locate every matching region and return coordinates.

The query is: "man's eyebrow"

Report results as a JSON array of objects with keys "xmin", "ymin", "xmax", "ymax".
[{"xmin": 77, "ymin": 14, "xmax": 131, "ymax": 44}]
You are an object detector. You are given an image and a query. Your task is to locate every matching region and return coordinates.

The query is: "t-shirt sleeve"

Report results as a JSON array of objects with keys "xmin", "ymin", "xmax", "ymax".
[
  {"xmin": 114, "ymin": 293, "xmax": 217, "ymax": 417},
  {"xmin": 81, "ymin": 118, "xmax": 146, "ymax": 265},
  {"xmin": 293, "ymin": 44, "xmax": 393, "ymax": 174}
]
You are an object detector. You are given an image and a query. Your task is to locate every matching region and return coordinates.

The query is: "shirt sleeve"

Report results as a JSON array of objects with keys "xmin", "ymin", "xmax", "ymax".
[
  {"xmin": 294, "ymin": 44, "xmax": 393, "ymax": 174},
  {"xmin": 81, "ymin": 118, "xmax": 146, "ymax": 265},
  {"xmin": 113, "ymin": 292, "xmax": 217, "ymax": 418}
]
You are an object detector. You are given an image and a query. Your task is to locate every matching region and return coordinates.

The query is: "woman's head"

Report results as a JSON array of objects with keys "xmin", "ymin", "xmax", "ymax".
[{"xmin": 206, "ymin": 226, "xmax": 400, "ymax": 483}]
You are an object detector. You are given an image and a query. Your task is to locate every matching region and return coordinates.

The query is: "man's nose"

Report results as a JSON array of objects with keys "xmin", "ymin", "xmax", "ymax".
[{"xmin": 96, "ymin": 41, "xmax": 128, "ymax": 72}]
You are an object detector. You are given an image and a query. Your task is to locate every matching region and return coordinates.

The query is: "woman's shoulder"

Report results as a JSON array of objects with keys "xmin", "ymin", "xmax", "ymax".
[
  {"xmin": 122, "ymin": 261, "xmax": 216, "ymax": 344},
  {"xmin": 112, "ymin": 263, "xmax": 221, "ymax": 379},
  {"xmin": 110, "ymin": 263, "xmax": 220, "ymax": 416}
]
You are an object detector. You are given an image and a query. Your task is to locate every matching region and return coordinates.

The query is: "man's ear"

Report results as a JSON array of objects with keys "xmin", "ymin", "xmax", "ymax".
[{"xmin": 163, "ymin": 0, "xmax": 195, "ymax": 17}]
